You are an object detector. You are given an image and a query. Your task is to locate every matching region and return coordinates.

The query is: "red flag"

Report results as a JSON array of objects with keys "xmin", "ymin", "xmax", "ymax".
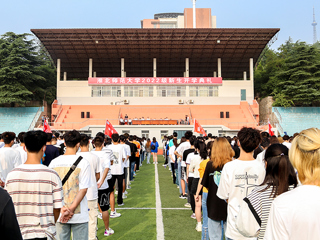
[
  {"xmin": 268, "ymin": 120, "xmax": 274, "ymax": 136},
  {"xmin": 104, "ymin": 119, "xmax": 117, "ymax": 137},
  {"xmin": 193, "ymin": 119, "xmax": 207, "ymax": 136},
  {"xmin": 43, "ymin": 119, "xmax": 52, "ymax": 133}
]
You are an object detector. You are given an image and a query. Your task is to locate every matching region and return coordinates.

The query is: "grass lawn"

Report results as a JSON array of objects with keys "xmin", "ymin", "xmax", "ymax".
[
  {"xmin": 97, "ymin": 160, "xmax": 156, "ymax": 239},
  {"xmin": 157, "ymin": 156, "xmax": 202, "ymax": 239},
  {"xmin": 96, "ymin": 155, "xmax": 201, "ymax": 240}
]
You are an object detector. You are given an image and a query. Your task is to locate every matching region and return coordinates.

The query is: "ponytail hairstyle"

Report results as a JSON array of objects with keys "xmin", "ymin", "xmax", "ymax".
[
  {"xmin": 289, "ymin": 128, "xmax": 320, "ymax": 186},
  {"xmin": 261, "ymin": 144, "xmax": 298, "ymax": 197},
  {"xmin": 194, "ymin": 140, "xmax": 207, "ymax": 160}
]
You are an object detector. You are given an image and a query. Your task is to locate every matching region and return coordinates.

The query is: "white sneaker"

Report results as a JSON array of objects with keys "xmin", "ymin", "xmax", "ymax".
[
  {"xmin": 98, "ymin": 212, "xmax": 102, "ymax": 219},
  {"xmin": 195, "ymin": 223, "xmax": 202, "ymax": 232},
  {"xmin": 110, "ymin": 211, "xmax": 121, "ymax": 218},
  {"xmin": 124, "ymin": 190, "xmax": 128, "ymax": 194},
  {"xmin": 104, "ymin": 227, "xmax": 114, "ymax": 236},
  {"xmin": 122, "ymin": 193, "xmax": 127, "ymax": 199},
  {"xmin": 115, "ymin": 190, "xmax": 118, "ymax": 195},
  {"xmin": 118, "ymin": 203, "xmax": 124, "ymax": 206}
]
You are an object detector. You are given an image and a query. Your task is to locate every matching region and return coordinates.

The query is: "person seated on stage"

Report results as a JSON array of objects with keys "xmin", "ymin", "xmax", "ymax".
[
  {"xmin": 146, "ymin": 117, "xmax": 150, "ymax": 120},
  {"xmin": 134, "ymin": 117, "xmax": 138, "ymax": 120},
  {"xmin": 119, "ymin": 117, "xmax": 124, "ymax": 125},
  {"xmin": 141, "ymin": 117, "xmax": 145, "ymax": 120},
  {"xmin": 185, "ymin": 115, "xmax": 190, "ymax": 125},
  {"xmin": 129, "ymin": 118, "xmax": 132, "ymax": 125},
  {"xmin": 164, "ymin": 117, "xmax": 168, "ymax": 120}
]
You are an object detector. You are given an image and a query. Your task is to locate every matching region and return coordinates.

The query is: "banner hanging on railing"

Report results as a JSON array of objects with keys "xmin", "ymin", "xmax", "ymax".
[{"xmin": 88, "ymin": 77, "xmax": 222, "ymax": 85}]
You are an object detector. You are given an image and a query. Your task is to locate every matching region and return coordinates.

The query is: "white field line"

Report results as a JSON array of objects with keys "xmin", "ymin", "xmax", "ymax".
[
  {"xmin": 155, "ymin": 163, "xmax": 165, "ymax": 240},
  {"xmin": 115, "ymin": 207, "xmax": 190, "ymax": 210}
]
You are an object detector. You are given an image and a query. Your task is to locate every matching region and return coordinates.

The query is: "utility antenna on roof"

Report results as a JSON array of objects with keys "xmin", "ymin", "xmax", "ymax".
[
  {"xmin": 193, "ymin": 0, "xmax": 197, "ymax": 28},
  {"xmin": 312, "ymin": 6, "xmax": 318, "ymax": 44}
]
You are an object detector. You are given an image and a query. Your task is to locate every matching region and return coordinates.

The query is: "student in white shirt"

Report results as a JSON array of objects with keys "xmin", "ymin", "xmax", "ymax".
[
  {"xmin": 0, "ymin": 132, "xmax": 22, "ymax": 187},
  {"xmin": 49, "ymin": 130, "xmax": 93, "ymax": 240},
  {"xmin": 282, "ymin": 134, "xmax": 292, "ymax": 149},
  {"xmin": 120, "ymin": 135, "xmax": 131, "ymax": 199},
  {"xmin": 91, "ymin": 136, "xmax": 115, "ymax": 236},
  {"xmin": 217, "ymin": 127, "xmax": 265, "ymax": 240},
  {"xmin": 16, "ymin": 132, "xmax": 27, "ymax": 164},
  {"xmin": 105, "ymin": 134, "xmax": 126, "ymax": 208},
  {"xmin": 77, "ymin": 134, "xmax": 101, "ymax": 240},
  {"xmin": 264, "ymin": 128, "xmax": 320, "ymax": 240}
]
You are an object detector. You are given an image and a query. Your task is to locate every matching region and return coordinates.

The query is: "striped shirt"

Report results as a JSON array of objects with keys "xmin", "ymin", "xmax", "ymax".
[
  {"xmin": 6, "ymin": 164, "xmax": 64, "ymax": 240},
  {"xmin": 236, "ymin": 184, "xmax": 294, "ymax": 240}
]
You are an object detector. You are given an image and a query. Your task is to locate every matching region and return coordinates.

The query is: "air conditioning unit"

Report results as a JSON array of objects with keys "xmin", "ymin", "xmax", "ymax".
[
  {"xmin": 124, "ymin": 99, "xmax": 129, "ymax": 104},
  {"xmin": 189, "ymin": 100, "xmax": 194, "ymax": 104},
  {"xmin": 178, "ymin": 99, "xmax": 184, "ymax": 104},
  {"xmin": 110, "ymin": 102, "xmax": 115, "ymax": 105}
]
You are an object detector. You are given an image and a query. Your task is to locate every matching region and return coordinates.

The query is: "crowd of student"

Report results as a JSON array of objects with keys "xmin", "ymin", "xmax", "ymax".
[
  {"xmin": 161, "ymin": 128, "xmax": 320, "ymax": 240},
  {"xmin": 0, "ymin": 130, "xmax": 151, "ymax": 240}
]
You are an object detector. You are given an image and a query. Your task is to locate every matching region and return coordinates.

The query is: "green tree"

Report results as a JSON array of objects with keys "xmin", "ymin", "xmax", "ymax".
[
  {"xmin": 274, "ymin": 41, "xmax": 320, "ymax": 106},
  {"xmin": 0, "ymin": 32, "xmax": 56, "ymax": 106}
]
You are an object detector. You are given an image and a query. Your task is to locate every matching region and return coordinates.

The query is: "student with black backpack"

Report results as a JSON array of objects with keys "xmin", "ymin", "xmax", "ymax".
[{"xmin": 151, "ymin": 137, "xmax": 159, "ymax": 164}]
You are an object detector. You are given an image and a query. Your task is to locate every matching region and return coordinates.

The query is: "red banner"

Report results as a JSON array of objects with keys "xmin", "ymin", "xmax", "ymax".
[
  {"xmin": 194, "ymin": 119, "xmax": 207, "ymax": 137},
  {"xmin": 43, "ymin": 119, "xmax": 52, "ymax": 133},
  {"xmin": 104, "ymin": 119, "xmax": 118, "ymax": 137},
  {"xmin": 88, "ymin": 77, "xmax": 222, "ymax": 85}
]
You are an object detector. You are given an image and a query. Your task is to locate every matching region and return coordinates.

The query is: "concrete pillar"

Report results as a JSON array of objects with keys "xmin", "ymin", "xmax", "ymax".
[
  {"xmin": 213, "ymin": 71, "xmax": 217, "ymax": 77},
  {"xmin": 121, "ymin": 85, "xmax": 125, "ymax": 97},
  {"xmin": 121, "ymin": 58, "xmax": 125, "ymax": 78},
  {"xmin": 217, "ymin": 58, "xmax": 221, "ymax": 77},
  {"xmin": 57, "ymin": 59, "xmax": 61, "ymax": 82},
  {"xmin": 63, "ymin": 72, "xmax": 67, "ymax": 81},
  {"xmin": 243, "ymin": 71, "xmax": 247, "ymax": 81},
  {"xmin": 93, "ymin": 72, "xmax": 97, "ymax": 78},
  {"xmin": 183, "ymin": 72, "xmax": 186, "ymax": 77},
  {"xmin": 153, "ymin": 58, "xmax": 157, "ymax": 77},
  {"xmin": 185, "ymin": 58, "xmax": 189, "ymax": 78},
  {"xmin": 186, "ymin": 86, "xmax": 190, "ymax": 97},
  {"xmin": 89, "ymin": 58, "xmax": 93, "ymax": 78},
  {"xmin": 250, "ymin": 58, "xmax": 254, "ymax": 81},
  {"xmin": 124, "ymin": 72, "xmax": 126, "ymax": 78},
  {"xmin": 153, "ymin": 86, "xmax": 157, "ymax": 97}
]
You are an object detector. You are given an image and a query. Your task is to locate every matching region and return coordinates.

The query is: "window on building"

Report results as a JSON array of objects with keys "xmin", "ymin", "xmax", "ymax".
[
  {"xmin": 161, "ymin": 130, "xmax": 169, "ymax": 139},
  {"xmin": 141, "ymin": 130, "xmax": 149, "ymax": 139},
  {"xmin": 91, "ymin": 86, "xmax": 121, "ymax": 97},
  {"xmin": 122, "ymin": 130, "xmax": 130, "ymax": 134},
  {"xmin": 189, "ymin": 86, "xmax": 218, "ymax": 97},
  {"xmin": 124, "ymin": 86, "xmax": 153, "ymax": 97},
  {"xmin": 157, "ymin": 86, "xmax": 186, "ymax": 97}
]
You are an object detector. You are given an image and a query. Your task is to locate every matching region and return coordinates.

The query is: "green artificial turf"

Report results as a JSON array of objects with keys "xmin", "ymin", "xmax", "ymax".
[
  {"xmin": 97, "ymin": 160, "xmax": 156, "ymax": 239},
  {"xmin": 157, "ymin": 156, "xmax": 201, "ymax": 239}
]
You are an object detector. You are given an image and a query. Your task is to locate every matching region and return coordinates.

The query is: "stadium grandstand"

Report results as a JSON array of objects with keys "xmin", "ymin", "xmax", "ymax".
[{"xmin": 30, "ymin": 8, "xmax": 280, "ymax": 139}]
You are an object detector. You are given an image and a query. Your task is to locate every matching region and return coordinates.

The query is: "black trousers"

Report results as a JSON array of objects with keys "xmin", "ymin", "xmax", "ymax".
[
  {"xmin": 171, "ymin": 163, "xmax": 176, "ymax": 184},
  {"xmin": 188, "ymin": 177, "xmax": 195, "ymax": 213},
  {"xmin": 164, "ymin": 152, "xmax": 168, "ymax": 165},
  {"xmin": 111, "ymin": 174, "xmax": 124, "ymax": 204}
]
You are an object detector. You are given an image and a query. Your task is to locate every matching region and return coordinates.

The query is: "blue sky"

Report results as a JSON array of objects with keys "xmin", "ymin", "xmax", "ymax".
[{"xmin": 1, "ymin": 0, "xmax": 319, "ymax": 50}]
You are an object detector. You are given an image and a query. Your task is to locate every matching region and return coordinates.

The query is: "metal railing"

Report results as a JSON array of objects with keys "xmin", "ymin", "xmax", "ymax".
[
  {"xmin": 28, "ymin": 107, "xmax": 43, "ymax": 131},
  {"xmin": 54, "ymin": 104, "xmax": 63, "ymax": 122},
  {"xmin": 273, "ymin": 108, "xmax": 282, "ymax": 123}
]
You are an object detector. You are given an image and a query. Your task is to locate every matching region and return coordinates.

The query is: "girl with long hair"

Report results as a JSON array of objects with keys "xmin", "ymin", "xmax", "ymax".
[
  {"xmin": 236, "ymin": 143, "xmax": 298, "ymax": 240},
  {"xmin": 145, "ymin": 138, "xmax": 151, "ymax": 164},
  {"xmin": 198, "ymin": 137, "xmax": 234, "ymax": 240},
  {"xmin": 264, "ymin": 128, "xmax": 320, "ymax": 240},
  {"xmin": 190, "ymin": 140, "xmax": 208, "ymax": 232},
  {"xmin": 169, "ymin": 138, "xmax": 179, "ymax": 184}
]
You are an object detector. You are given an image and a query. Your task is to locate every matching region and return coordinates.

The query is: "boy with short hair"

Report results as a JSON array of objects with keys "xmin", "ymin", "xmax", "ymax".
[
  {"xmin": 217, "ymin": 127, "xmax": 265, "ymax": 240},
  {"xmin": 6, "ymin": 130, "xmax": 65, "ymax": 240},
  {"xmin": 49, "ymin": 130, "xmax": 93, "ymax": 240}
]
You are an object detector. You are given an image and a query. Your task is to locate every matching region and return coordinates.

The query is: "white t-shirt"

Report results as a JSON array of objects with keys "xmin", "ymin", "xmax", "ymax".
[
  {"xmin": 189, "ymin": 154, "xmax": 202, "ymax": 178},
  {"xmin": 91, "ymin": 150, "xmax": 111, "ymax": 189},
  {"xmin": 186, "ymin": 152, "xmax": 196, "ymax": 177},
  {"xmin": 106, "ymin": 144, "xmax": 126, "ymax": 175},
  {"xmin": 256, "ymin": 150, "xmax": 266, "ymax": 169},
  {"xmin": 217, "ymin": 159, "xmax": 266, "ymax": 240},
  {"xmin": 175, "ymin": 141, "xmax": 191, "ymax": 165},
  {"xmin": 0, "ymin": 147, "xmax": 22, "ymax": 182},
  {"xmin": 264, "ymin": 185, "xmax": 320, "ymax": 240},
  {"xmin": 282, "ymin": 141, "xmax": 291, "ymax": 149},
  {"xmin": 5, "ymin": 164, "xmax": 64, "ymax": 239},
  {"xmin": 16, "ymin": 146, "xmax": 27, "ymax": 164},
  {"xmin": 49, "ymin": 155, "xmax": 93, "ymax": 224},
  {"xmin": 121, "ymin": 143, "xmax": 131, "ymax": 168},
  {"xmin": 169, "ymin": 146, "xmax": 176, "ymax": 164},
  {"xmin": 77, "ymin": 152, "xmax": 101, "ymax": 201},
  {"xmin": 0, "ymin": 142, "xmax": 4, "ymax": 148}
]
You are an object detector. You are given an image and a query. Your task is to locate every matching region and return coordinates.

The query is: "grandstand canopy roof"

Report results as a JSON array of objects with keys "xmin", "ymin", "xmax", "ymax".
[{"xmin": 31, "ymin": 28, "xmax": 279, "ymax": 79}]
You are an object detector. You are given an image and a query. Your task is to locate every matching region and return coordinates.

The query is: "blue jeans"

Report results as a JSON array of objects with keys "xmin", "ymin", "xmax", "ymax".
[
  {"xmin": 208, "ymin": 218, "xmax": 226, "ymax": 240},
  {"xmin": 146, "ymin": 152, "xmax": 151, "ymax": 163},
  {"xmin": 178, "ymin": 160, "xmax": 182, "ymax": 194},
  {"xmin": 130, "ymin": 161, "xmax": 135, "ymax": 180},
  {"xmin": 202, "ymin": 192, "xmax": 209, "ymax": 240},
  {"xmin": 56, "ymin": 222, "xmax": 88, "ymax": 240}
]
